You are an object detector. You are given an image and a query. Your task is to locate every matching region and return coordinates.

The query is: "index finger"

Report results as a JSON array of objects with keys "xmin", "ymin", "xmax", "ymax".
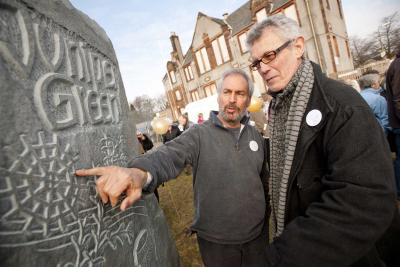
[{"xmin": 75, "ymin": 167, "xmax": 108, "ymax": 177}]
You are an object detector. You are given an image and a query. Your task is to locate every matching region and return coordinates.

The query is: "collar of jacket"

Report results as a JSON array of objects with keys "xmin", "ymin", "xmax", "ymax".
[
  {"xmin": 361, "ymin": 88, "xmax": 381, "ymax": 94},
  {"xmin": 209, "ymin": 110, "xmax": 251, "ymax": 128},
  {"xmin": 288, "ymin": 62, "xmax": 334, "ymax": 179}
]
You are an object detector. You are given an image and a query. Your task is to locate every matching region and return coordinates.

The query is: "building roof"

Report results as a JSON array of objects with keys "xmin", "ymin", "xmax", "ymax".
[
  {"xmin": 198, "ymin": 12, "xmax": 226, "ymax": 26},
  {"xmin": 271, "ymin": 0, "xmax": 291, "ymax": 13},
  {"xmin": 226, "ymin": 1, "xmax": 253, "ymax": 36},
  {"xmin": 182, "ymin": 47, "xmax": 193, "ymax": 66}
]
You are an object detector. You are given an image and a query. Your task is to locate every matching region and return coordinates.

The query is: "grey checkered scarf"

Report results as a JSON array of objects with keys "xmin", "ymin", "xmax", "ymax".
[{"xmin": 269, "ymin": 60, "xmax": 314, "ymax": 237}]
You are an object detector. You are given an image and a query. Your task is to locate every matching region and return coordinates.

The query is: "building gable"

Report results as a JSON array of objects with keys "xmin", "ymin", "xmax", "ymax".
[{"xmin": 192, "ymin": 12, "xmax": 226, "ymax": 50}]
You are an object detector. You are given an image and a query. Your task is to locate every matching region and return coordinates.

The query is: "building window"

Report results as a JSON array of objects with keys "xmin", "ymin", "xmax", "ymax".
[
  {"xmin": 238, "ymin": 32, "xmax": 248, "ymax": 53},
  {"xmin": 175, "ymin": 90, "xmax": 182, "ymax": 101},
  {"xmin": 184, "ymin": 65, "xmax": 194, "ymax": 81},
  {"xmin": 345, "ymin": 40, "xmax": 351, "ymax": 58},
  {"xmin": 169, "ymin": 70, "xmax": 176, "ymax": 84},
  {"xmin": 212, "ymin": 35, "xmax": 230, "ymax": 66},
  {"xmin": 191, "ymin": 90, "xmax": 200, "ymax": 101},
  {"xmin": 283, "ymin": 5, "xmax": 299, "ymax": 24},
  {"xmin": 204, "ymin": 83, "xmax": 217, "ymax": 97},
  {"xmin": 332, "ymin": 36, "xmax": 340, "ymax": 57},
  {"xmin": 336, "ymin": 0, "xmax": 343, "ymax": 18},
  {"xmin": 326, "ymin": 0, "xmax": 330, "ymax": 10},
  {"xmin": 195, "ymin": 47, "xmax": 211, "ymax": 74},
  {"xmin": 256, "ymin": 8, "xmax": 267, "ymax": 22}
]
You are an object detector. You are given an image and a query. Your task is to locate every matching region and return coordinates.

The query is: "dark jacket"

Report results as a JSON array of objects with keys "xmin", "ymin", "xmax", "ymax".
[
  {"xmin": 266, "ymin": 63, "xmax": 397, "ymax": 267},
  {"xmin": 386, "ymin": 54, "xmax": 400, "ymax": 128},
  {"xmin": 130, "ymin": 112, "xmax": 268, "ymax": 244},
  {"xmin": 162, "ymin": 124, "xmax": 181, "ymax": 143},
  {"xmin": 138, "ymin": 134, "xmax": 153, "ymax": 152}
]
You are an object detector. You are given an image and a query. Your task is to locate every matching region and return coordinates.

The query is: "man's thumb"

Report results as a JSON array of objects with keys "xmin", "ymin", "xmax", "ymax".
[{"xmin": 120, "ymin": 189, "xmax": 142, "ymax": 211}]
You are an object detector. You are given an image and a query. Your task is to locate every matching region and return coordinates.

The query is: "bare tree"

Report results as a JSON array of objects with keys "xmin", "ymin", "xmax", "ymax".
[
  {"xmin": 349, "ymin": 36, "xmax": 376, "ymax": 67},
  {"xmin": 130, "ymin": 93, "xmax": 168, "ymax": 123},
  {"xmin": 375, "ymin": 12, "xmax": 399, "ymax": 58},
  {"xmin": 152, "ymin": 94, "xmax": 168, "ymax": 113},
  {"xmin": 350, "ymin": 12, "xmax": 400, "ymax": 67},
  {"xmin": 131, "ymin": 95, "xmax": 156, "ymax": 123}
]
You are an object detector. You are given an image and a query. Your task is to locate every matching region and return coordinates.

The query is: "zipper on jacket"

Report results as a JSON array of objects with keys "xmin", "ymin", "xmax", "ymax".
[{"xmin": 236, "ymin": 124, "xmax": 246, "ymax": 151}]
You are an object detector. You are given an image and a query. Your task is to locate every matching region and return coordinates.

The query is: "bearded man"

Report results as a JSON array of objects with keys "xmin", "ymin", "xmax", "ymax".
[{"xmin": 76, "ymin": 69, "xmax": 269, "ymax": 267}]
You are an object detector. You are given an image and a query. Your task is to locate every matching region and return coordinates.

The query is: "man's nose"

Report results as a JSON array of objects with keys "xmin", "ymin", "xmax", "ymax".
[
  {"xmin": 229, "ymin": 93, "xmax": 237, "ymax": 102},
  {"xmin": 259, "ymin": 61, "xmax": 271, "ymax": 74}
]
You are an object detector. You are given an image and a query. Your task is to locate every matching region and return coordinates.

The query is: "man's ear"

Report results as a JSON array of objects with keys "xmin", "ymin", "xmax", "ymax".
[{"xmin": 293, "ymin": 36, "xmax": 305, "ymax": 59}]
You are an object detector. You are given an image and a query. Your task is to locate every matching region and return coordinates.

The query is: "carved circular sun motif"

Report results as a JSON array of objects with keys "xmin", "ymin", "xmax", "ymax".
[{"xmin": 0, "ymin": 131, "xmax": 80, "ymax": 239}]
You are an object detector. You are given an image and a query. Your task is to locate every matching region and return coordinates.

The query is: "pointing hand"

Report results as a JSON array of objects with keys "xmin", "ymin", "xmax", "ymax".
[{"xmin": 76, "ymin": 166, "xmax": 148, "ymax": 211}]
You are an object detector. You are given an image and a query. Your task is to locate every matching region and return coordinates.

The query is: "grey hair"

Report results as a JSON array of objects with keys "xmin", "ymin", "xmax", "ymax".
[
  {"xmin": 217, "ymin": 68, "xmax": 254, "ymax": 97},
  {"xmin": 246, "ymin": 14, "xmax": 302, "ymax": 49},
  {"xmin": 358, "ymin": 74, "xmax": 380, "ymax": 89}
]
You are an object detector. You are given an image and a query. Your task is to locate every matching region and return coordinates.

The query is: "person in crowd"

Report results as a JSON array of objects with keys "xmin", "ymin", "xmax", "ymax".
[
  {"xmin": 246, "ymin": 14, "xmax": 397, "ymax": 266},
  {"xmin": 136, "ymin": 131, "xmax": 159, "ymax": 201},
  {"xmin": 197, "ymin": 113, "xmax": 204, "ymax": 124},
  {"xmin": 358, "ymin": 73, "xmax": 390, "ymax": 134},
  {"xmin": 177, "ymin": 113, "xmax": 194, "ymax": 133},
  {"xmin": 387, "ymin": 52, "xmax": 400, "ymax": 201},
  {"xmin": 177, "ymin": 113, "xmax": 195, "ymax": 175},
  {"xmin": 162, "ymin": 123, "xmax": 181, "ymax": 144},
  {"xmin": 344, "ymin": 79, "xmax": 361, "ymax": 92},
  {"xmin": 76, "ymin": 69, "xmax": 269, "ymax": 267},
  {"xmin": 136, "ymin": 131, "xmax": 154, "ymax": 152}
]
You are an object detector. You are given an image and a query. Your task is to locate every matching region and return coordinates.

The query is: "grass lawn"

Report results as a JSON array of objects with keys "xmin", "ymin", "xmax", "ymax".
[{"xmin": 158, "ymin": 172, "xmax": 204, "ymax": 267}]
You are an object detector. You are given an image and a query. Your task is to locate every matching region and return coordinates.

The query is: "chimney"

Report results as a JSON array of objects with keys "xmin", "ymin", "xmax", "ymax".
[
  {"xmin": 170, "ymin": 32, "xmax": 184, "ymax": 63},
  {"xmin": 222, "ymin": 13, "xmax": 232, "ymax": 32}
]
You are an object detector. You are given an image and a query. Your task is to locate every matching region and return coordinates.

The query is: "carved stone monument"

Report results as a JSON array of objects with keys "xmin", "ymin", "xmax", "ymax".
[{"xmin": 0, "ymin": 0, "xmax": 179, "ymax": 266}]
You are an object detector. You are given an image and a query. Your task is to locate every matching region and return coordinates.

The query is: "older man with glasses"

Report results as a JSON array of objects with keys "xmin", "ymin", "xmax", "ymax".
[{"xmin": 246, "ymin": 14, "xmax": 399, "ymax": 267}]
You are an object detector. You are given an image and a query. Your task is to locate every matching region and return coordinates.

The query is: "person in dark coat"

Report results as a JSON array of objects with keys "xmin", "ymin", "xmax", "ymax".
[
  {"xmin": 136, "ymin": 131, "xmax": 159, "ymax": 201},
  {"xmin": 136, "ymin": 131, "xmax": 153, "ymax": 152},
  {"xmin": 161, "ymin": 124, "xmax": 181, "ymax": 144},
  {"xmin": 246, "ymin": 14, "xmax": 398, "ymax": 267},
  {"xmin": 386, "ymin": 52, "xmax": 400, "ymax": 200}
]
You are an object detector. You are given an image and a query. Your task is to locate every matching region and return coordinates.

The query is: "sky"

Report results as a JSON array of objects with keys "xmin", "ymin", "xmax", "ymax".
[{"xmin": 69, "ymin": 0, "xmax": 400, "ymax": 102}]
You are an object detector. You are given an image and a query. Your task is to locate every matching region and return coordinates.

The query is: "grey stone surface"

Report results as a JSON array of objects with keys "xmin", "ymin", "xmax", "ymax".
[{"xmin": 0, "ymin": 0, "xmax": 179, "ymax": 266}]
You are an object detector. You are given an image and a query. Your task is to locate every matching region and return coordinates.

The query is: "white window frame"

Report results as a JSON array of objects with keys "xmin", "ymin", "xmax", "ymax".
[
  {"xmin": 238, "ymin": 32, "xmax": 248, "ymax": 53},
  {"xmin": 283, "ymin": 5, "xmax": 299, "ymax": 24},
  {"xmin": 212, "ymin": 35, "xmax": 230, "ymax": 66},
  {"xmin": 195, "ymin": 47, "xmax": 211, "ymax": 74},
  {"xmin": 175, "ymin": 90, "xmax": 182, "ymax": 101},
  {"xmin": 204, "ymin": 83, "xmax": 217, "ymax": 97},
  {"xmin": 191, "ymin": 90, "xmax": 199, "ymax": 101},
  {"xmin": 256, "ymin": 8, "xmax": 267, "ymax": 22},
  {"xmin": 169, "ymin": 70, "xmax": 176, "ymax": 84},
  {"xmin": 184, "ymin": 65, "xmax": 194, "ymax": 81}
]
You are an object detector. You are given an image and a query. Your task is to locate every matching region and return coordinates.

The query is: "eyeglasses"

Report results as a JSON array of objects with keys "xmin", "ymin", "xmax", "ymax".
[{"xmin": 250, "ymin": 39, "xmax": 294, "ymax": 71}]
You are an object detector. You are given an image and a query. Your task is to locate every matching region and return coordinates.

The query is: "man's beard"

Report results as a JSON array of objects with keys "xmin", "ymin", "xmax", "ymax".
[{"xmin": 219, "ymin": 105, "xmax": 246, "ymax": 124}]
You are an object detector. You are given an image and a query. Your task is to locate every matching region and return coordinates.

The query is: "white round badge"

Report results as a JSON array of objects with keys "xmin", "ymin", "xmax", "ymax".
[
  {"xmin": 249, "ymin": 140, "xmax": 259, "ymax": 152},
  {"xmin": 306, "ymin": 109, "xmax": 322, "ymax": 127}
]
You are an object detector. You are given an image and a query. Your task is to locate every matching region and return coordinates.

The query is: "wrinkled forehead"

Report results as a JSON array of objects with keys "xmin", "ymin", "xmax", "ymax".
[
  {"xmin": 250, "ymin": 27, "xmax": 287, "ymax": 58},
  {"xmin": 222, "ymin": 74, "xmax": 249, "ymax": 92}
]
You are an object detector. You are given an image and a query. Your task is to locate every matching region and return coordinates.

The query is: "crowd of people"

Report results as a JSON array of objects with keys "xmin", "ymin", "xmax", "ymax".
[{"xmin": 76, "ymin": 14, "xmax": 400, "ymax": 267}]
